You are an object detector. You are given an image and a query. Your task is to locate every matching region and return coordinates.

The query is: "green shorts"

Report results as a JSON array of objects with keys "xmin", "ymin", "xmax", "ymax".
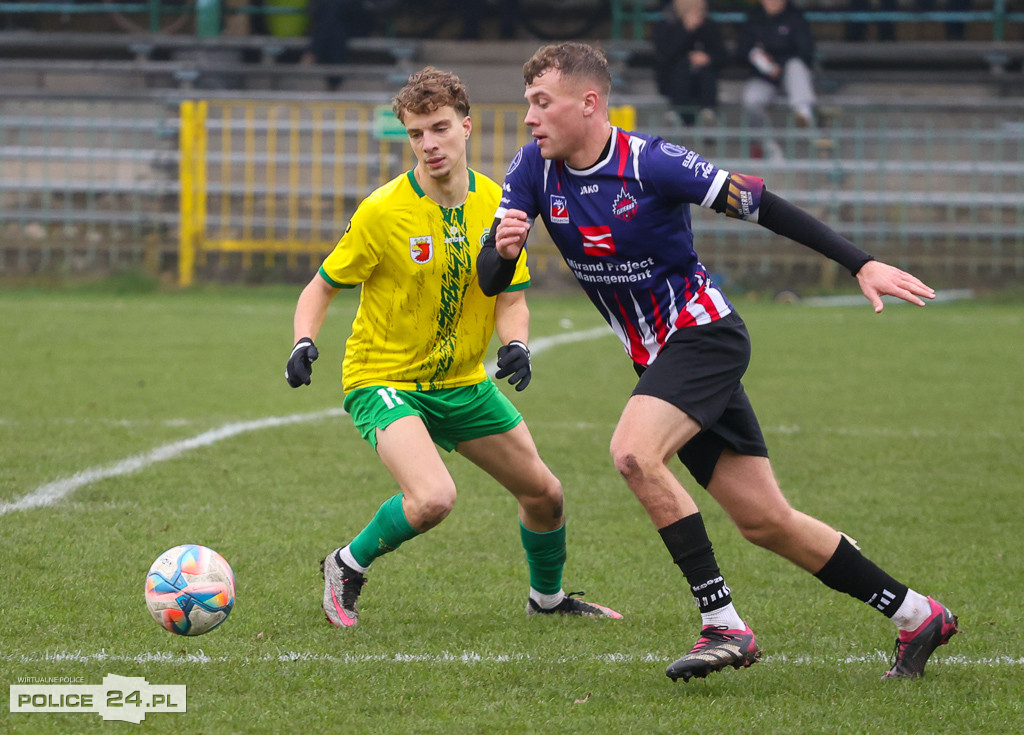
[{"xmin": 343, "ymin": 380, "xmax": 523, "ymax": 452}]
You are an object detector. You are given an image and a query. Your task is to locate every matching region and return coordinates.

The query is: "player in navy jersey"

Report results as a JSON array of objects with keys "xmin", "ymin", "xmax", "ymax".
[{"xmin": 478, "ymin": 42, "xmax": 958, "ymax": 683}]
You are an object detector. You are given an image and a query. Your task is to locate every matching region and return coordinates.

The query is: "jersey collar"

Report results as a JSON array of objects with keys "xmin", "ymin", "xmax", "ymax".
[
  {"xmin": 406, "ymin": 169, "xmax": 476, "ymax": 199},
  {"xmin": 565, "ymin": 127, "xmax": 618, "ymax": 177}
]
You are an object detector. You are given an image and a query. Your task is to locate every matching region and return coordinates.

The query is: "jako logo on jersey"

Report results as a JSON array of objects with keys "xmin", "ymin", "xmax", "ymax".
[
  {"xmin": 580, "ymin": 184, "xmax": 599, "ymax": 195},
  {"xmin": 612, "ymin": 188, "xmax": 638, "ymax": 221},
  {"xmin": 550, "ymin": 195, "xmax": 569, "ymax": 224},
  {"xmin": 410, "ymin": 235, "xmax": 433, "ymax": 264},
  {"xmin": 579, "ymin": 225, "xmax": 615, "ymax": 256}
]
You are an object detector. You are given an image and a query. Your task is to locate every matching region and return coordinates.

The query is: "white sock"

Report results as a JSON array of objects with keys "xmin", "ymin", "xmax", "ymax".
[
  {"xmin": 891, "ymin": 590, "xmax": 931, "ymax": 631},
  {"xmin": 339, "ymin": 546, "xmax": 369, "ymax": 574},
  {"xmin": 530, "ymin": 588, "xmax": 565, "ymax": 610},
  {"xmin": 700, "ymin": 602, "xmax": 745, "ymax": 631}
]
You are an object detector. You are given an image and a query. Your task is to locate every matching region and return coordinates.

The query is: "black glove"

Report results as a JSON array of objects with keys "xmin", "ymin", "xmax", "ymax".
[
  {"xmin": 285, "ymin": 338, "xmax": 319, "ymax": 388},
  {"xmin": 495, "ymin": 340, "xmax": 531, "ymax": 392}
]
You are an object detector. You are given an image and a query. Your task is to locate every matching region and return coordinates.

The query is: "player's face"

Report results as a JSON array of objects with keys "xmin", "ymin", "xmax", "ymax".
[
  {"xmin": 404, "ymin": 106, "xmax": 471, "ymax": 182},
  {"xmin": 524, "ymin": 69, "xmax": 589, "ymax": 163}
]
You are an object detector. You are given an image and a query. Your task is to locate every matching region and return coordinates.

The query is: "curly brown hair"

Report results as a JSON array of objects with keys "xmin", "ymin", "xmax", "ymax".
[
  {"xmin": 392, "ymin": 67, "xmax": 470, "ymax": 123},
  {"xmin": 522, "ymin": 43, "xmax": 611, "ymax": 97}
]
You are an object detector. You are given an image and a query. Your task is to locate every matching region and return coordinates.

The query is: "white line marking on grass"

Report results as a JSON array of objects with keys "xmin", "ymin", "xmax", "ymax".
[
  {"xmin": 3, "ymin": 327, "xmax": 615, "ymax": 516},
  {"xmin": 4, "ymin": 650, "xmax": 1021, "ymax": 668},
  {"xmin": 0, "ymin": 409, "xmax": 348, "ymax": 516}
]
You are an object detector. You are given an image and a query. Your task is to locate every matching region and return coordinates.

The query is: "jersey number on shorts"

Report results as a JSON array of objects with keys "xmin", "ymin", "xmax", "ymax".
[{"xmin": 376, "ymin": 387, "xmax": 406, "ymax": 409}]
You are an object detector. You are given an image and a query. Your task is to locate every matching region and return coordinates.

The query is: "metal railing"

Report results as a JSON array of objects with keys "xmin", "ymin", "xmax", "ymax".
[
  {"xmin": 610, "ymin": 1, "xmax": 1024, "ymax": 41},
  {"xmin": 1, "ymin": 93, "xmax": 1021, "ymax": 287},
  {"xmin": 3, "ymin": 1, "xmax": 1023, "ymax": 40}
]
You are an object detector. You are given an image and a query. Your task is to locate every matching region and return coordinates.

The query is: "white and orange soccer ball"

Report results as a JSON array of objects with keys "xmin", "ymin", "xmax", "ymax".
[{"xmin": 144, "ymin": 545, "xmax": 235, "ymax": 636}]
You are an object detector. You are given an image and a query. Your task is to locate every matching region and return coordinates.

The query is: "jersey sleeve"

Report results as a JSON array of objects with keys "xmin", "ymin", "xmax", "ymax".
[
  {"xmin": 642, "ymin": 138, "xmax": 731, "ymax": 212},
  {"xmin": 318, "ymin": 199, "xmax": 383, "ymax": 288},
  {"xmin": 507, "ymin": 245, "xmax": 531, "ymax": 292}
]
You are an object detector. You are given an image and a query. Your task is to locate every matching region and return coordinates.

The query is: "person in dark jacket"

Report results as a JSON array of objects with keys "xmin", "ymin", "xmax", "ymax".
[
  {"xmin": 736, "ymin": 0, "xmax": 817, "ymax": 136},
  {"xmin": 652, "ymin": 0, "xmax": 727, "ymax": 127}
]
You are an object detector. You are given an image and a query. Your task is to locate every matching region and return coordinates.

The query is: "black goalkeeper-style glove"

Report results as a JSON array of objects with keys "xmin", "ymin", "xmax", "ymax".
[
  {"xmin": 495, "ymin": 340, "xmax": 531, "ymax": 392},
  {"xmin": 285, "ymin": 338, "xmax": 319, "ymax": 387}
]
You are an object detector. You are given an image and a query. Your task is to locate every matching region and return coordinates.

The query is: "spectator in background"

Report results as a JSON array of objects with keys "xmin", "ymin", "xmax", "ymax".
[
  {"xmin": 652, "ymin": 0, "xmax": 727, "ymax": 127},
  {"xmin": 737, "ymin": 0, "xmax": 817, "ymax": 154},
  {"xmin": 306, "ymin": 0, "xmax": 376, "ymax": 90},
  {"xmin": 845, "ymin": 0, "xmax": 897, "ymax": 42},
  {"xmin": 918, "ymin": 0, "xmax": 972, "ymax": 41}
]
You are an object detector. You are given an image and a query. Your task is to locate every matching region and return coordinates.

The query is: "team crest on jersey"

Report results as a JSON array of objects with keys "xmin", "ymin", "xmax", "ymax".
[
  {"xmin": 579, "ymin": 225, "xmax": 615, "ymax": 256},
  {"xmin": 410, "ymin": 235, "xmax": 434, "ymax": 264},
  {"xmin": 659, "ymin": 141, "xmax": 689, "ymax": 157},
  {"xmin": 550, "ymin": 195, "xmax": 569, "ymax": 224},
  {"xmin": 612, "ymin": 188, "xmax": 638, "ymax": 221}
]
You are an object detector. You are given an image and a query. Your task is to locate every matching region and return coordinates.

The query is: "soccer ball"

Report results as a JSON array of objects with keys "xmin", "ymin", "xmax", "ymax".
[{"xmin": 144, "ymin": 544, "xmax": 235, "ymax": 636}]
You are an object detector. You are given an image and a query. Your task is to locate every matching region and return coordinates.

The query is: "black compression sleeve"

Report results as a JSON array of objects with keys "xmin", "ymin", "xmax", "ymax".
[
  {"xmin": 477, "ymin": 217, "xmax": 520, "ymax": 296},
  {"xmin": 757, "ymin": 189, "xmax": 874, "ymax": 276}
]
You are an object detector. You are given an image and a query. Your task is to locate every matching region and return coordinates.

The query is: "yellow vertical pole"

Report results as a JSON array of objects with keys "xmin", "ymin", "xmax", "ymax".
[
  {"xmin": 333, "ymin": 105, "xmax": 345, "ymax": 239},
  {"xmin": 288, "ymin": 105, "xmax": 301, "ymax": 261},
  {"xmin": 493, "ymin": 109, "xmax": 505, "ymax": 181},
  {"xmin": 243, "ymin": 103, "xmax": 255, "ymax": 245},
  {"xmin": 178, "ymin": 100, "xmax": 195, "ymax": 287},
  {"xmin": 266, "ymin": 106, "xmax": 278, "ymax": 245},
  {"xmin": 194, "ymin": 101, "xmax": 209, "ymax": 272},
  {"xmin": 356, "ymin": 107, "xmax": 368, "ymax": 207},
  {"xmin": 220, "ymin": 104, "xmax": 232, "ymax": 246},
  {"xmin": 609, "ymin": 105, "xmax": 636, "ymax": 131},
  {"xmin": 311, "ymin": 105, "xmax": 323, "ymax": 246}
]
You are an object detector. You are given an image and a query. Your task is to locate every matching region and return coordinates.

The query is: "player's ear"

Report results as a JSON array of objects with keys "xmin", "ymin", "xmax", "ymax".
[
  {"xmin": 581, "ymin": 89, "xmax": 601, "ymax": 118},
  {"xmin": 463, "ymin": 115, "xmax": 472, "ymax": 139}
]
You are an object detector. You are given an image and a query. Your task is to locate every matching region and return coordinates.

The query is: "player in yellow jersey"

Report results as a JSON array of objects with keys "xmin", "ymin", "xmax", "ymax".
[{"xmin": 286, "ymin": 67, "xmax": 620, "ymax": 627}]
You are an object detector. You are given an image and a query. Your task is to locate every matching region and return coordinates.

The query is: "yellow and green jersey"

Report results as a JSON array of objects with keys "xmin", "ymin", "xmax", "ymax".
[{"xmin": 319, "ymin": 169, "xmax": 530, "ymax": 392}]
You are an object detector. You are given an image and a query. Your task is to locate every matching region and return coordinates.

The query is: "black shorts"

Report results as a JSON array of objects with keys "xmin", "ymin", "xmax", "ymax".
[{"xmin": 632, "ymin": 311, "xmax": 768, "ymax": 489}]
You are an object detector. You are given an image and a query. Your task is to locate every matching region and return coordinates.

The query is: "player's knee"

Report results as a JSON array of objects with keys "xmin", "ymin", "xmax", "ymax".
[
  {"xmin": 735, "ymin": 507, "xmax": 793, "ymax": 550},
  {"xmin": 610, "ymin": 443, "xmax": 658, "ymax": 486},
  {"xmin": 406, "ymin": 484, "xmax": 457, "ymax": 529},
  {"xmin": 517, "ymin": 472, "xmax": 564, "ymax": 521}
]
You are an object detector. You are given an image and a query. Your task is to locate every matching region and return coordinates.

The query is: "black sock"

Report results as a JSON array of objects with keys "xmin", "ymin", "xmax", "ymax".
[
  {"xmin": 814, "ymin": 536, "xmax": 908, "ymax": 618},
  {"xmin": 658, "ymin": 513, "xmax": 733, "ymax": 614}
]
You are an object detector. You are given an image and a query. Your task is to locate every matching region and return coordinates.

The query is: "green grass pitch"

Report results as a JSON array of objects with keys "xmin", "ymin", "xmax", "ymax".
[{"xmin": 1, "ymin": 284, "xmax": 1022, "ymax": 733}]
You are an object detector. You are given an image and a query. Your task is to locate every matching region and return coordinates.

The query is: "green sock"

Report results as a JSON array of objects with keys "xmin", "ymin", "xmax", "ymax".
[
  {"xmin": 348, "ymin": 494, "xmax": 420, "ymax": 568},
  {"xmin": 520, "ymin": 521, "xmax": 566, "ymax": 595}
]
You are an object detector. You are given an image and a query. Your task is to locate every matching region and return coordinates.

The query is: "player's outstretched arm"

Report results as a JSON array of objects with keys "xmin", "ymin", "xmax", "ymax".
[
  {"xmin": 855, "ymin": 259, "xmax": 936, "ymax": 313},
  {"xmin": 735, "ymin": 185, "xmax": 935, "ymax": 312}
]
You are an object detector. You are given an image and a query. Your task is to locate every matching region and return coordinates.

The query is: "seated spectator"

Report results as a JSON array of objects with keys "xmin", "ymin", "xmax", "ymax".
[
  {"xmin": 305, "ymin": 0, "xmax": 376, "ymax": 90},
  {"xmin": 917, "ymin": 0, "xmax": 972, "ymax": 40},
  {"xmin": 845, "ymin": 0, "xmax": 897, "ymax": 42},
  {"xmin": 737, "ymin": 0, "xmax": 817, "ymax": 140},
  {"xmin": 652, "ymin": 0, "xmax": 727, "ymax": 127}
]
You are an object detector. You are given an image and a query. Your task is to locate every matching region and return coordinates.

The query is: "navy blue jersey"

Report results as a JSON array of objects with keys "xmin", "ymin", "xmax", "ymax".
[{"xmin": 498, "ymin": 128, "xmax": 744, "ymax": 367}]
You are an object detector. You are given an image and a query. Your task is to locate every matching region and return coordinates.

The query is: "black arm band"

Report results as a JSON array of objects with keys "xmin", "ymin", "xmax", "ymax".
[
  {"xmin": 757, "ymin": 189, "xmax": 874, "ymax": 276},
  {"xmin": 477, "ymin": 217, "xmax": 520, "ymax": 296}
]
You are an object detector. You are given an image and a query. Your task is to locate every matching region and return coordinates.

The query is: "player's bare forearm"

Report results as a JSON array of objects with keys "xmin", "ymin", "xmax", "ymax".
[
  {"xmin": 855, "ymin": 260, "xmax": 935, "ymax": 313},
  {"xmin": 293, "ymin": 274, "xmax": 337, "ymax": 341},
  {"xmin": 495, "ymin": 290, "xmax": 530, "ymax": 347}
]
